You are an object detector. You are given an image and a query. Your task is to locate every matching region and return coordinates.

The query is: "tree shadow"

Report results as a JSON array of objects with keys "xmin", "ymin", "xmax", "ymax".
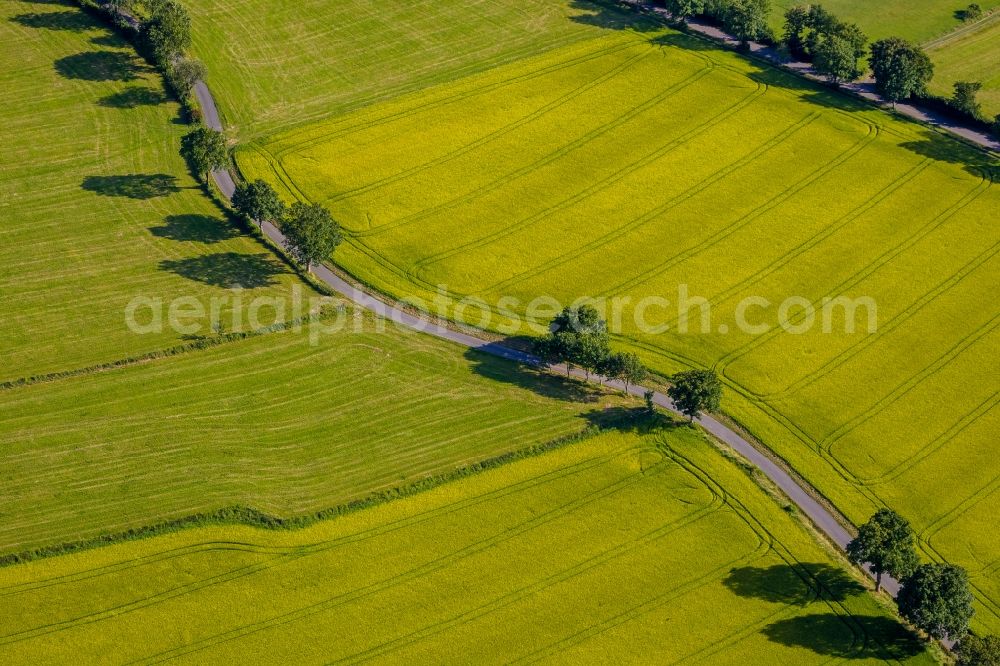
[
  {"xmin": 150, "ymin": 214, "xmax": 240, "ymax": 244},
  {"xmin": 97, "ymin": 86, "xmax": 167, "ymax": 108},
  {"xmin": 581, "ymin": 405, "xmax": 681, "ymax": 431},
  {"xmin": 91, "ymin": 33, "xmax": 126, "ymax": 47},
  {"xmin": 54, "ymin": 51, "xmax": 142, "ymax": 82},
  {"xmin": 899, "ymin": 128, "xmax": 999, "ymax": 177},
  {"xmin": 745, "ymin": 65, "xmax": 869, "ymax": 113},
  {"xmin": 82, "ymin": 174, "xmax": 180, "ymax": 199},
  {"xmin": 463, "ymin": 347, "xmax": 607, "ymax": 403},
  {"xmin": 9, "ymin": 10, "xmax": 95, "ymax": 31},
  {"xmin": 568, "ymin": 0, "xmax": 662, "ymax": 32},
  {"xmin": 651, "ymin": 31, "xmax": 725, "ymax": 53},
  {"xmin": 762, "ymin": 614, "xmax": 925, "ymax": 660},
  {"xmin": 159, "ymin": 253, "xmax": 286, "ymax": 289},
  {"xmin": 723, "ymin": 562, "xmax": 865, "ymax": 606}
]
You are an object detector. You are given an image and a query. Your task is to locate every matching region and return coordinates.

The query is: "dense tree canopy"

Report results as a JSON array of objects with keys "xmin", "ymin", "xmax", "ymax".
[
  {"xmin": 180, "ymin": 126, "xmax": 227, "ymax": 180},
  {"xmin": 958, "ymin": 634, "xmax": 1000, "ymax": 666},
  {"xmin": 898, "ymin": 563, "xmax": 975, "ymax": 641},
  {"xmin": 723, "ymin": 0, "xmax": 771, "ymax": 46},
  {"xmin": 664, "ymin": 0, "xmax": 705, "ymax": 22},
  {"xmin": 846, "ymin": 508, "xmax": 919, "ymax": 592},
  {"xmin": 869, "ymin": 38, "xmax": 934, "ymax": 105},
  {"xmin": 282, "ymin": 202, "xmax": 342, "ymax": 271},
  {"xmin": 666, "ymin": 369, "xmax": 722, "ymax": 421},
  {"xmin": 141, "ymin": 0, "xmax": 191, "ymax": 64},
  {"xmin": 232, "ymin": 179, "xmax": 285, "ymax": 227}
]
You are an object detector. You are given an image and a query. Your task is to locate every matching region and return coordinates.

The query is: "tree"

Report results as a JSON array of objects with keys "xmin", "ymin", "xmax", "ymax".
[
  {"xmin": 574, "ymin": 333, "xmax": 610, "ymax": 380},
  {"xmin": 957, "ymin": 634, "xmax": 1000, "ymax": 666},
  {"xmin": 835, "ymin": 22, "xmax": 868, "ymax": 71},
  {"xmin": 644, "ymin": 390, "xmax": 656, "ymax": 414},
  {"xmin": 664, "ymin": 0, "xmax": 705, "ymax": 23},
  {"xmin": 141, "ymin": 0, "xmax": 191, "ymax": 63},
  {"xmin": 723, "ymin": 0, "xmax": 771, "ymax": 47},
  {"xmin": 232, "ymin": 179, "xmax": 285, "ymax": 227},
  {"xmin": 803, "ymin": 4, "xmax": 839, "ymax": 54},
  {"xmin": 620, "ymin": 352, "xmax": 647, "ymax": 393},
  {"xmin": 180, "ymin": 126, "xmax": 227, "ymax": 180},
  {"xmin": 551, "ymin": 304, "xmax": 607, "ymax": 335},
  {"xmin": 598, "ymin": 351, "xmax": 646, "ymax": 391},
  {"xmin": 961, "ymin": 3, "xmax": 983, "ymax": 21},
  {"xmin": 282, "ymin": 202, "xmax": 342, "ymax": 272},
  {"xmin": 846, "ymin": 508, "xmax": 919, "ymax": 592},
  {"xmin": 898, "ymin": 563, "xmax": 975, "ymax": 641},
  {"xmin": 667, "ymin": 369, "xmax": 722, "ymax": 421},
  {"xmin": 869, "ymin": 38, "xmax": 934, "ymax": 106},
  {"xmin": 532, "ymin": 333, "xmax": 564, "ymax": 371},
  {"xmin": 166, "ymin": 57, "xmax": 206, "ymax": 97},
  {"xmin": 782, "ymin": 4, "xmax": 810, "ymax": 58},
  {"xmin": 814, "ymin": 34, "xmax": 859, "ymax": 84},
  {"xmin": 952, "ymin": 81, "xmax": 983, "ymax": 118}
]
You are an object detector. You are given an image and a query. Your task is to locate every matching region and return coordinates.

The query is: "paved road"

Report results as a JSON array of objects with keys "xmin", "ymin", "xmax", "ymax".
[
  {"xmin": 193, "ymin": 69, "xmax": 903, "ymax": 597},
  {"xmin": 625, "ymin": 0, "xmax": 1000, "ymax": 152}
]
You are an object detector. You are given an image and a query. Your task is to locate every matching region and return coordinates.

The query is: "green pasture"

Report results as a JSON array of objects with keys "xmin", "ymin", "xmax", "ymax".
[
  {"xmin": 0, "ymin": 0, "xmax": 309, "ymax": 383},
  {"xmin": 770, "ymin": 0, "xmax": 1000, "ymax": 44},
  {"xmin": 0, "ymin": 430, "xmax": 935, "ymax": 664},
  {"xmin": 0, "ymin": 314, "xmax": 628, "ymax": 556},
  {"xmin": 239, "ymin": 32, "xmax": 1000, "ymax": 632},
  {"xmin": 185, "ymin": 0, "xmax": 643, "ymax": 140},
  {"xmin": 925, "ymin": 13, "xmax": 1000, "ymax": 116}
]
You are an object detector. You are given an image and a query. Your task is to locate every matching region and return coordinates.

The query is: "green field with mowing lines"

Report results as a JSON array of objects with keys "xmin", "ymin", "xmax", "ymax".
[
  {"xmin": 770, "ymin": 0, "xmax": 1000, "ymax": 44},
  {"xmin": 239, "ymin": 31, "xmax": 1000, "ymax": 632},
  {"xmin": 186, "ymin": 0, "xmax": 638, "ymax": 140},
  {"xmin": 1, "ymin": 0, "xmax": 309, "ymax": 383},
  {"xmin": 0, "ymin": 315, "xmax": 627, "ymax": 557},
  {"xmin": 0, "ymin": 430, "xmax": 935, "ymax": 664},
  {"xmin": 925, "ymin": 13, "xmax": 1000, "ymax": 116}
]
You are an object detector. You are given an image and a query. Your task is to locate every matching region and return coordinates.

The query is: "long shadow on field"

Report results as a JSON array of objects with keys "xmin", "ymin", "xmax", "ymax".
[
  {"xmin": 82, "ymin": 174, "xmax": 180, "ymax": 199},
  {"xmin": 10, "ymin": 10, "xmax": 94, "ymax": 31},
  {"xmin": 463, "ymin": 348, "xmax": 606, "ymax": 403},
  {"xmin": 159, "ymin": 253, "xmax": 286, "ymax": 289},
  {"xmin": 150, "ymin": 214, "xmax": 240, "ymax": 244},
  {"xmin": 761, "ymin": 614, "xmax": 925, "ymax": 660},
  {"xmin": 91, "ymin": 33, "xmax": 126, "ymax": 47},
  {"xmin": 581, "ymin": 406, "xmax": 681, "ymax": 432},
  {"xmin": 651, "ymin": 33, "xmax": 868, "ymax": 114},
  {"xmin": 723, "ymin": 562, "xmax": 865, "ymax": 606},
  {"xmin": 899, "ymin": 128, "xmax": 999, "ymax": 177},
  {"xmin": 54, "ymin": 51, "xmax": 142, "ymax": 82},
  {"xmin": 98, "ymin": 86, "xmax": 167, "ymax": 108},
  {"xmin": 569, "ymin": 0, "xmax": 662, "ymax": 32}
]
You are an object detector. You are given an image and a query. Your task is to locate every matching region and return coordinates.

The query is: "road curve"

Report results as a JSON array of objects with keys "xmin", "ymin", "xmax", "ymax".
[{"xmin": 192, "ymin": 79, "xmax": 900, "ymax": 597}]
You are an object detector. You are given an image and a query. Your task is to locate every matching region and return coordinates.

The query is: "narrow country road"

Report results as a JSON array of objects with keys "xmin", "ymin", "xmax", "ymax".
[
  {"xmin": 623, "ymin": 0, "xmax": 1000, "ymax": 152},
  {"xmin": 192, "ymin": 81, "xmax": 900, "ymax": 596}
]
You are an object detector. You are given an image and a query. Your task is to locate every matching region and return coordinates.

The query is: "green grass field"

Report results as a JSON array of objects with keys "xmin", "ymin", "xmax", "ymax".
[
  {"xmin": 0, "ymin": 0, "xmax": 311, "ymax": 383},
  {"xmin": 238, "ymin": 31, "xmax": 1000, "ymax": 632},
  {"xmin": 925, "ymin": 12, "xmax": 1000, "ymax": 117},
  {"xmin": 0, "ymin": 429, "xmax": 935, "ymax": 664},
  {"xmin": 186, "ymin": 0, "xmax": 640, "ymax": 140},
  {"xmin": 0, "ymin": 314, "xmax": 628, "ymax": 557},
  {"xmin": 770, "ymin": 0, "xmax": 1000, "ymax": 44}
]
